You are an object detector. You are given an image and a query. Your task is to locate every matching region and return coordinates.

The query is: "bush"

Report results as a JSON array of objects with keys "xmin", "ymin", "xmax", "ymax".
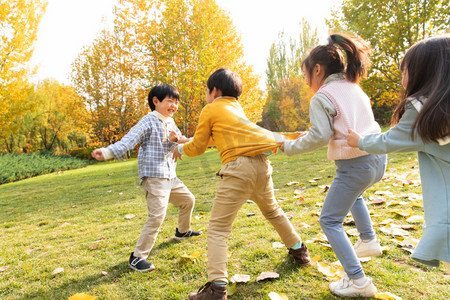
[{"xmin": 0, "ymin": 151, "xmax": 89, "ymax": 184}]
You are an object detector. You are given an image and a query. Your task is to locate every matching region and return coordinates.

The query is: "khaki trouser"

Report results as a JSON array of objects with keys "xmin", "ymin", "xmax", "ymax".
[
  {"xmin": 207, "ymin": 155, "xmax": 300, "ymax": 282},
  {"xmin": 134, "ymin": 177, "xmax": 195, "ymax": 259}
]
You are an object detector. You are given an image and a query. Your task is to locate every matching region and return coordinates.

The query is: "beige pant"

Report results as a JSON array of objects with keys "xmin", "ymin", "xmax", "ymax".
[
  {"xmin": 207, "ymin": 155, "xmax": 301, "ymax": 282},
  {"xmin": 134, "ymin": 177, "xmax": 195, "ymax": 259}
]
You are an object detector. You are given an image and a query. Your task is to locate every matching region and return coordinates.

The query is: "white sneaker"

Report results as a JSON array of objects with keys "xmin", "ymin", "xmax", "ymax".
[
  {"xmin": 354, "ymin": 238, "xmax": 382, "ymax": 258},
  {"xmin": 329, "ymin": 275, "xmax": 377, "ymax": 298}
]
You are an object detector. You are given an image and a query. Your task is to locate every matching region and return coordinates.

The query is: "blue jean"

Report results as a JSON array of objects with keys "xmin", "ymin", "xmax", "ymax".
[{"xmin": 319, "ymin": 154, "xmax": 387, "ymax": 279}]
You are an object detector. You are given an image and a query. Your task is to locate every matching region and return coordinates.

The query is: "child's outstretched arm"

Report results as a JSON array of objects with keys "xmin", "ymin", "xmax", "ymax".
[{"xmin": 91, "ymin": 149, "xmax": 105, "ymax": 160}]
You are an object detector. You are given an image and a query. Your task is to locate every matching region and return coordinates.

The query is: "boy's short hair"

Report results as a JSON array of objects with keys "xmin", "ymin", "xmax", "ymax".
[
  {"xmin": 148, "ymin": 84, "xmax": 180, "ymax": 111},
  {"xmin": 207, "ymin": 68, "xmax": 243, "ymax": 99}
]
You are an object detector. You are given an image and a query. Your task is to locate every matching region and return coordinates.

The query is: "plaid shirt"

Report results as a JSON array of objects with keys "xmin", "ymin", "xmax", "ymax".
[{"xmin": 107, "ymin": 112, "xmax": 180, "ymax": 183}]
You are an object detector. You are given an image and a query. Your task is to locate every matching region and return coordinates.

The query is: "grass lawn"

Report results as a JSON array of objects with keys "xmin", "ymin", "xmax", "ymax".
[{"xmin": 0, "ymin": 148, "xmax": 448, "ymax": 299}]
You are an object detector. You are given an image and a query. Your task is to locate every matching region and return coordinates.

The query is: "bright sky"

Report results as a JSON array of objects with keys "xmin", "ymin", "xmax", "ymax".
[{"xmin": 31, "ymin": 0, "xmax": 342, "ymax": 87}]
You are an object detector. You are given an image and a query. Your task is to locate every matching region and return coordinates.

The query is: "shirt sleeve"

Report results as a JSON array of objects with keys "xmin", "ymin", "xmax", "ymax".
[
  {"xmin": 182, "ymin": 106, "xmax": 212, "ymax": 157},
  {"xmin": 107, "ymin": 117, "xmax": 151, "ymax": 160},
  {"xmin": 283, "ymin": 93, "xmax": 336, "ymax": 156},
  {"xmin": 358, "ymin": 103, "xmax": 424, "ymax": 153}
]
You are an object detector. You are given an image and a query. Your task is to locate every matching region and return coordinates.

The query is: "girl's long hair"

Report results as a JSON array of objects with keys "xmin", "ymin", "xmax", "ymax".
[
  {"xmin": 302, "ymin": 33, "xmax": 372, "ymax": 84},
  {"xmin": 391, "ymin": 34, "xmax": 450, "ymax": 143}
]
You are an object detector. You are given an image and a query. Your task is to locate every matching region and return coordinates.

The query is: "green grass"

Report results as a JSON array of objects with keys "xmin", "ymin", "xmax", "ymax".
[{"xmin": 0, "ymin": 148, "xmax": 448, "ymax": 299}]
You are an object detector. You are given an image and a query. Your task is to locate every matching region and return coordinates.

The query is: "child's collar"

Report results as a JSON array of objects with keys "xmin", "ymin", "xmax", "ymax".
[
  {"xmin": 150, "ymin": 110, "xmax": 170, "ymax": 122},
  {"xmin": 211, "ymin": 96, "xmax": 236, "ymax": 103}
]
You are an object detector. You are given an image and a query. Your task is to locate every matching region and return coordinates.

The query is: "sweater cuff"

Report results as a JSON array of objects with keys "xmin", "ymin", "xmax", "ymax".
[
  {"xmin": 178, "ymin": 144, "xmax": 185, "ymax": 155},
  {"xmin": 101, "ymin": 147, "xmax": 114, "ymax": 160}
]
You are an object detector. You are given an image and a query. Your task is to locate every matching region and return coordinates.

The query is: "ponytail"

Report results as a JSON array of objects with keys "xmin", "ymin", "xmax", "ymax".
[{"xmin": 302, "ymin": 33, "xmax": 372, "ymax": 83}]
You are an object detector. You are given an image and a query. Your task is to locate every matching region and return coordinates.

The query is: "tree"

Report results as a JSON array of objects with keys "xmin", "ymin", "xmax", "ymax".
[
  {"xmin": 328, "ymin": 0, "xmax": 450, "ymax": 123},
  {"xmin": 0, "ymin": 0, "xmax": 47, "ymax": 151},
  {"xmin": 260, "ymin": 19, "xmax": 318, "ymax": 131}
]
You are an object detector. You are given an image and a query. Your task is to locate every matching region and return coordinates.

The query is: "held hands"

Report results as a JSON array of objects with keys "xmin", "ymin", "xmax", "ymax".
[
  {"xmin": 169, "ymin": 130, "xmax": 190, "ymax": 144},
  {"xmin": 347, "ymin": 129, "xmax": 361, "ymax": 148},
  {"xmin": 91, "ymin": 149, "xmax": 105, "ymax": 161},
  {"xmin": 277, "ymin": 141, "xmax": 285, "ymax": 152}
]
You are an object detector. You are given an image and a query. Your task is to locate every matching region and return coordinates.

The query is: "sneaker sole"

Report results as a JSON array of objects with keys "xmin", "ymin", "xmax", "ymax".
[
  {"xmin": 128, "ymin": 262, "xmax": 156, "ymax": 272},
  {"xmin": 356, "ymin": 250, "xmax": 383, "ymax": 258}
]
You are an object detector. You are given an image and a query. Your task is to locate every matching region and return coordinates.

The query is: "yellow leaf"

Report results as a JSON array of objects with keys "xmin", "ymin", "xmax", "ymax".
[
  {"xmin": 69, "ymin": 293, "xmax": 97, "ymax": 300},
  {"xmin": 285, "ymin": 181, "xmax": 300, "ymax": 186},
  {"xmin": 181, "ymin": 251, "xmax": 201, "ymax": 261},
  {"xmin": 375, "ymin": 292, "xmax": 402, "ymax": 300},
  {"xmin": 268, "ymin": 292, "xmax": 289, "ymax": 300},
  {"xmin": 227, "ymin": 282, "xmax": 236, "ymax": 296}
]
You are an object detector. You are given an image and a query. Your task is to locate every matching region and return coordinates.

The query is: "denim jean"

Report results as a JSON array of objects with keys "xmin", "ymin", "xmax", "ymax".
[{"xmin": 319, "ymin": 154, "xmax": 387, "ymax": 279}]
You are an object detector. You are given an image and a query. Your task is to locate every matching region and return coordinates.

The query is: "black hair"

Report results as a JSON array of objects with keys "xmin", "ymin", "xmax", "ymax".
[
  {"xmin": 207, "ymin": 68, "xmax": 243, "ymax": 99},
  {"xmin": 391, "ymin": 34, "xmax": 450, "ymax": 143},
  {"xmin": 302, "ymin": 33, "xmax": 372, "ymax": 83},
  {"xmin": 147, "ymin": 84, "xmax": 180, "ymax": 111}
]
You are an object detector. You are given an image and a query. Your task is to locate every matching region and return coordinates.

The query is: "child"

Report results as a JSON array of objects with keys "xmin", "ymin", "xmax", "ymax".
[
  {"xmin": 279, "ymin": 33, "xmax": 387, "ymax": 298},
  {"xmin": 91, "ymin": 84, "xmax": 202, "ymax": 272},
  {"xmin": 173, "ymin": 68, "xmax": 311, "ymax": 299},
  {"xmin": 347, "ymin": 34, "xmax": 450, "ymax": 272}
]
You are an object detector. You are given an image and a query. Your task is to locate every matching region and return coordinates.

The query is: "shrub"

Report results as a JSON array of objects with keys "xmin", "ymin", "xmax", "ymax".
[{"xmin": 0, "ymin": 151, "xmax": 89, "ymax": 184}]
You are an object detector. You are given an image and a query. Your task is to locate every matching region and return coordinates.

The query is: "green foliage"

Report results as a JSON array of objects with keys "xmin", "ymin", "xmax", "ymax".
[
  {"xmin": 0, "ymin": 151, "xmax": 89, "ymax": 184},
  {"xmin": 328, "ymin": 0, "xmax": 450, "ymax": 123}
]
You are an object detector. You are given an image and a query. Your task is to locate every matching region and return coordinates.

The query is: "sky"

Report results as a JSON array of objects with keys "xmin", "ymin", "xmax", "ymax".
[{"xmin": 31, "ymin": 0, "xmax": 342, "ymax": 88}]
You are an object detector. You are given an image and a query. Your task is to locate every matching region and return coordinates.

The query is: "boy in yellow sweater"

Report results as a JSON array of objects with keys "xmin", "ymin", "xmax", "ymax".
[{"xmin": 173, "ymin": 68, "xmax": 311, "ymax": 300}]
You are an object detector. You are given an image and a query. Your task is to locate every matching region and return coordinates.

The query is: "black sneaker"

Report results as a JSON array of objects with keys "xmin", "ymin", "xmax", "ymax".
[
  {"xmin": 128, "ymin": 252, "xmax": 155, "ymax": 272},
  {"xmin": 173, "ymin": 228, "xmax": 203, "ymax": 240}
]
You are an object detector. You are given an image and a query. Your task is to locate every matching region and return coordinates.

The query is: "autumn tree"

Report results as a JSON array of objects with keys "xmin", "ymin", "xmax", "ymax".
[
  {"xmin": 260, "ymin": 19, "xmax": 318, "ymax": 131},
  {"xmin": 328, "ymin": 0, "xmax": 450, "ymax": 123},
  {"xmin": 74, "ymin": 0, "xmax": 263, "ymax": 142},
  {"xmin": 0, "ymin": 0, "xmax": 47, "ymax": 151},
  {"xmin": 71, "ymin": 29, "xmax": 147, "ymax": 146}
]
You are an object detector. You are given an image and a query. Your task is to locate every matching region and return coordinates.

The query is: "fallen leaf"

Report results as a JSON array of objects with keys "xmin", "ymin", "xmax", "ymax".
[
  {"xmin": 385, "ymin": 201, "xmax": 400, "ymax": 208},
  {"xmin": 124, "ymin": 214, "xmax": 136, "ymax": 220},
  {"xmin": 312, "ymin": 234, "xmax": 328, "ymax": 243},
  {"xmin": 230, "ymin": 274, "xmax": 250, "ymax": 283},
  {"xmin": 375, "ymin": 190, "xmax": 394, "ymax": 196},
  {"xmin": 406, "ymin": 215, "xmax": 424, "ymax": 223},
  {"xmin": 89, "ymin": 244, "xmax": 100, "ymax": 250},
  {"xmin": 69, "ymin": 293, "xmax": 97, "ymax": 300},
  {"xmin": 268, "ymin": 292, "xmax": 289, "ymax": 300},
  {"xmin": 0, "ymin": 266, "xmax": 9, "ymax": 272},
  {"xmin": 285, "ymin": 211, "xmax": 294, "ymax": 219},
  {"xmin": 285, "ymin": 181, "xmax": 300, "ymax": 186},
  {"xmin": 391, "ymin": 210, "xmax": 414, "ymax": 218},
  {"xmin": 246, "ymin": 213, "xmax": 256, "ymax": 217},
  {"xmin": 370, "ymin": 197, "xmax": 386, "ymax": 205},
  {"xmin": 52, "ymin": 267, "xmax": 64, "ymax": 275},
  {"xmin": 374, "ymin": 291, "xmax": 402, "ymax": 300},
  {"xmin": 345, "ymin": 228, "xmax": 359, "ymax": 236},
  {"xmin": 101, "ymin": 271, "xmax": 108, "ymax": 276},
  {"xmin": 227, "ymin": 282, "xmax": 236, "ymax": 296},
  {"xmin": 272, "ymin": 242, "xmax": 285, "ymax": 248},
  {"xmin": 295, "ymin": 197, "xmax": 305, "ymax": 205},
  {"xmin": 256, "ymin": 272, "xmax": 279, "ymax": 282},
  {"xmin": 377, "ymin": 219, "xmax": 394, "ymax": 226},
  {"xmin": 181, "ymin": 251, "xmax": 201, "ymax": 262},
  {"xmin": 380, "ymin": 226, "xmax": 410, "ymax": 237},
  {"xmin": 297, "ymin": 222, "xmax": 311, "ymax": 228}
]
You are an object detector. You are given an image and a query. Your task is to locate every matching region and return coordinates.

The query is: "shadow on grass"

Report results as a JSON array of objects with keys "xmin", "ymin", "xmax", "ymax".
[{"xmin": 21, "ymin": 262, "xmax": 132, "ymax": 299}]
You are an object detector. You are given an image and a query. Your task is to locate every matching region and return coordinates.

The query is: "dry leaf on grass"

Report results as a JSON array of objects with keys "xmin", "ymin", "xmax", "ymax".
[
  {"xmin": 406, "ymin": 215, "xmax": 424, "ymax": 223},
  {"xmin": 0, "ymin": 266, "xmax": 9, "ymax": 272},
  {"xmin": 345, "ymin": 228, "xmax": 359, "ymax": 236},
  {"xmin": 268, "ymin": 292, "xmax": 289, "ymax": 300},
  {"xmin": 230, "ymin": 274, "xmax": 250, "ymax": 283},
  {"xmin": 52, "ymin": 267, "xmax": 64, "ymax": 275},
  {"xmin": 124, "ymin": 214, "xmax": 136, "ymax": 220},
  {"xmin": 247, "ymin": 213, "xmax": 256, "ymax": 217},
  {"xmin": 272, "ymin": 242, "xmax": 285, "ymax": 248},
  {"xmin": 285, "ymin": 181, "xmax": 300, "ymax": 186},
  {"xmin": 285, "ymin": 211, "xmax": 294, "ymax": 219},
  {"xmin": 181, "ymin": 251, "xmax": 201, "ymax": 262},
  {"xmin": 89, "ymin": 244, "xmax": 100, "ymax": 250},
  {"xmin": 256, "ymin": 272, "xmax": 279, "ymax": 282},
  {"xmin": 69, "ymin": 293, "xmax": 97, "ymax": 300},
  {"xmin": 375, "ymin": 291, "xmax": 403, "ymax": 300},
  {"xmin": 227, "ymin": 282, "xmax": 236, "ymax": 296}
]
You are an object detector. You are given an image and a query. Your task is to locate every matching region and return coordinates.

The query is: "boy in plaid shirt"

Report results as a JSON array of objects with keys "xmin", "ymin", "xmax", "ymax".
[{"xmin": 91, "ymin": 84, "xmax": 202, "ymax": 272}]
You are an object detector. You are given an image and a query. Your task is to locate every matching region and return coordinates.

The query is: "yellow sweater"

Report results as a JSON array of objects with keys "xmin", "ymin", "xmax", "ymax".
[{"xmin": 183, "ymin": 97, "xmax": 285, "ymax": 164}]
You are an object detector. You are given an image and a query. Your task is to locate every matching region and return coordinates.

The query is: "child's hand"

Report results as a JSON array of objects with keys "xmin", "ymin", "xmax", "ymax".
[
  {"xmin": 277, "ymin": 141, "xmax": 285, "ymax": 152},
  {"xmin": 173, "ymin": 146, "xmax": 183, "ymax": 162},
  {"xmin": 168, "ymin": 130, "xmax": 179, "ymax": 142},
  {"xmin": 347, "ymin": 129, "xmax": 361, "ymax": 148},
  {"xmin": 91, "ymin": 149, "xmax": 105, "ymax": 160},
  {"xmin": 177, "ymin": 136, "xmax": 190, "ymax": 144}
]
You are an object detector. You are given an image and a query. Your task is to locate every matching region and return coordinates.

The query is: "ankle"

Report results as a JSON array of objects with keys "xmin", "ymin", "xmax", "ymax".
[{"xmin": 353, "ymin": 276, "xmax": 369, "ymax": 287}]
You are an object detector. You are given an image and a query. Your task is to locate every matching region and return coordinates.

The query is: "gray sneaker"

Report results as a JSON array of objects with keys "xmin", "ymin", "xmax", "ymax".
[
  {"xmin": 173, "ymin": 228, "xmax": 203, "ymax": 241},
  {"xmin": 329, "ymin": 275, "xmax": 377, "ymax": 298}
]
